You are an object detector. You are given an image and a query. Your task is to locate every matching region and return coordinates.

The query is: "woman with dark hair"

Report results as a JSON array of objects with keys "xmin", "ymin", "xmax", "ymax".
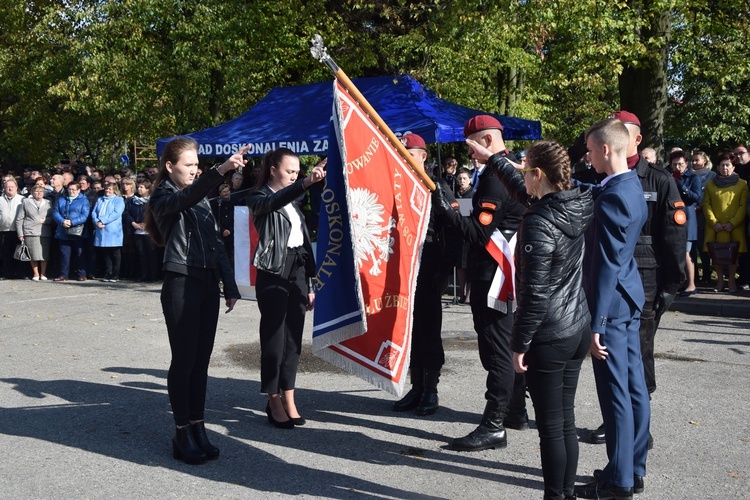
[
  {"xmin": 667, "ymin": 150, "xmax": 702, "ymax": 296},
  {"xmin": 146, "ymin": 137, "xmax": 247, "ymax": 464},
  {"xmin": 52, "ymin": 182, "xmax": 90, "ymax": 281},
  {"xmin": 691, "ymin": 151, "xmax": 715, "ymax": 283},
  {"xmin": 246, "ymin": 147, "xmax": 326, "ymax": 428},
  {"xmin": 702, "ymin": 152, "xmax": 748, "ymax": 293},
  {"xmin": 466, "ymin": 138, "xmax": 593, "ymax": 500}
]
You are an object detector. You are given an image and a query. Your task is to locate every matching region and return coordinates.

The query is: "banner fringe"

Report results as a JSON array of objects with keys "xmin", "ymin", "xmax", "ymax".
[{"xmin": 314, "ymin": 347, "xmax": 407, "ymax": 397}]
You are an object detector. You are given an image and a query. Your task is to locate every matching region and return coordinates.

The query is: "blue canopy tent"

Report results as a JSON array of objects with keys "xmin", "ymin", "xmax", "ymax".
[{"xmin": 156, "ymin": 75, "xmax": 542, "ymax": 157}]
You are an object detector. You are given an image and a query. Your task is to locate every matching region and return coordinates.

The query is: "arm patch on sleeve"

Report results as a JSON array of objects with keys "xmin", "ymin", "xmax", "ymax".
[{"xmin": 478, "ymin": 211, "xmax": 493, "ymax": 226}]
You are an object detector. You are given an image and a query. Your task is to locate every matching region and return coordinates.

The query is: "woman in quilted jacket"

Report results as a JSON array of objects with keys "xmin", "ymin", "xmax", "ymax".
[{"xmin": 467, "ymin": 139, "xmax": 593, "ymax": 500}]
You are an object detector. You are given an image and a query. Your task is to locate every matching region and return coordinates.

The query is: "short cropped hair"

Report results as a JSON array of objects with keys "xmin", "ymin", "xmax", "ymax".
[{"xmin": 585, "ymin": 118, "xmax": 630, "ymax": 156}]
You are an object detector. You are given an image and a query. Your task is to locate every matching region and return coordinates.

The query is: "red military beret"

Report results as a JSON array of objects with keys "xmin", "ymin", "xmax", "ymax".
[
  {"xmin": 401, "ymin": 133, "xmax": 426, "ymax": 150},
  {"xmin": 609, "ymin": 110, "xmax": 641, "ymax": 128},
  {"xmin": 463, "ymin": 115, "xmax": 504, "ymax": 137}
]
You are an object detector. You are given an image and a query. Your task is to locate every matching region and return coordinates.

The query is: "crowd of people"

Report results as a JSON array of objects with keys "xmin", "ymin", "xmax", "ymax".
[
  {"xmin": 1, "ymin": 112, "xmax": 747, "ymax": 499},
  {"xmin": 0, "ymin": 156, "xmax": 270, "ymax": 283}
]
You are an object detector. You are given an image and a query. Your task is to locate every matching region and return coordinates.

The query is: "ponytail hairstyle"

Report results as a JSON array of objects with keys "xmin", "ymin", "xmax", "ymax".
[
  {"xmin": 144, "ymin": 136, "xmax": 199, "ymax": 246},
  {"xmin": 253, "ymin": 147, "xmax": 297, "ymax": 189},
  {"xmin": 525, "ymin": 140, "xmax": 572, "ymax": 192}
]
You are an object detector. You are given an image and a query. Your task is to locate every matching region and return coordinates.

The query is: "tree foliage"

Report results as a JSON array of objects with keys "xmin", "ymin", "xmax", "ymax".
[{"xmin": 1, "ymin": 0, "xmax": 750, "ymax": 171}]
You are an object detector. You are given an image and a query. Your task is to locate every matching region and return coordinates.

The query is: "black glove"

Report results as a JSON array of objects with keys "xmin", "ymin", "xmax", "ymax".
[
  {"xmin": 431, "ymin": 183, "xmax": 457, "ymax": 223},
  {"xmin": 653, "ymin": 290, "xmax": 675, "ymax": 322}
]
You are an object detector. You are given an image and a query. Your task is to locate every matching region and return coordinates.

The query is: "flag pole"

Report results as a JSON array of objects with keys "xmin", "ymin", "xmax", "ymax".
[{"xmin": 310, "ymin": 35, "xmax": 437, "ymax": 192}]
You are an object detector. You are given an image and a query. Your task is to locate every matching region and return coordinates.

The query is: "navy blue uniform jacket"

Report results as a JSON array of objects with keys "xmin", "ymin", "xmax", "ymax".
[{"xmin": 583, "ymin": 170, "xmax": 648, "ymax": 334}]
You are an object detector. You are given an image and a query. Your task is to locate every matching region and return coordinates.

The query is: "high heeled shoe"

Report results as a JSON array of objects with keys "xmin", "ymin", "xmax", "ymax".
[
  {"xmin": 172, "ymin": 425, "xmax": 207, "ymax": 464},
  {"xmin": 266, "ymin": 402, "xmax": 294, "ymax": 429},
  {"xmin": 190, "ymin": 421, "xmax": 219, "ymax": 459}
]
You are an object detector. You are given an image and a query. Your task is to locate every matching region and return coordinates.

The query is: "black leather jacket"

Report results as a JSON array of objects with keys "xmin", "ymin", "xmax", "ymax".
[
  {"xmin": 489, "ymin": 155, "xmax": 593, "ymax": 352},
  {"xmin": 246, "ymin": 180, "xmax": 316, "ymax": 293},
  {"xmin": 149, "ymin": 167, "xmax": 240, "ymax": 299}
]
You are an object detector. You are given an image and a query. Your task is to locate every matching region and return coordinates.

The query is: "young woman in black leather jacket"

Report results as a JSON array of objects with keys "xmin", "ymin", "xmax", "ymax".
[
  {"xmin": 246, "ymin": 148, "xmax": 326, "ymax": 428},
  {"xmin": 467, "ymin": 139, "xmax": 593, "ymax": 500},
  {"xmin": 146, "ymin": 137, "xmax": 247, "ymax": 464}
]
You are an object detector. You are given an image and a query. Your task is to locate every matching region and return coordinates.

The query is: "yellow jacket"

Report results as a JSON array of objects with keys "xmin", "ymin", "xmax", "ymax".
[{"xmin": 702, "ymin": 177, "xmax": 748, "ymax": 252}]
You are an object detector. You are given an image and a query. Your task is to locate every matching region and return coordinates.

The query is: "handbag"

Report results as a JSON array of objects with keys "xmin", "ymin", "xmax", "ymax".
[
  {"xmin": 14, "ymin": 241, "xmax": 31, "ymax": 262},
  {"xmin": 64, "ymin": 224, "xmax": 84, "ymax": 238},
  {"xmin": 707, "ymin": 241, "xmax": 739, "ymax": 266}
]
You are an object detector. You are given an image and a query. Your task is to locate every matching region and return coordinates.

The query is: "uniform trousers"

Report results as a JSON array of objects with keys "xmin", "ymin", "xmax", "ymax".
[
  {"xmin": 526, "ymin": 332, "xmax": 590, "ymax": 499},
  {"xmin": 256, "ymin": 250, "xmax": 307, "ymax": 394},
  {"xmin": 410, "ymin": 247, "xmax": 449, "ymax": 371},
  {"xmin": 592, "ymin": 299, "xmax": 651, "ymax": 489},
  {"xmin": 637, "ymin": 267, "xmax": 658, "ymax": 394},
  {"xmin": 470, "ymin": 279, "xmax": 514, "ymax": 408},
  {"xmin": 161, "ymin": 271, "xmax": 220, "ymax": 427}
]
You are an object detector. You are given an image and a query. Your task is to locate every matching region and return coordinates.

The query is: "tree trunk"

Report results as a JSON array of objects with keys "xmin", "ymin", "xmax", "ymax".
[{"xmin": 619, "ymin": 8, "xmax": 671, "ymax": 159}]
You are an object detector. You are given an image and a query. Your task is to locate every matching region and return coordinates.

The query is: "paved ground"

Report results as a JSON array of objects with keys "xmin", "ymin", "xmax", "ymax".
[{"xmin": 0, "ymin": 279, "xmax": 748, "ymax": 499}]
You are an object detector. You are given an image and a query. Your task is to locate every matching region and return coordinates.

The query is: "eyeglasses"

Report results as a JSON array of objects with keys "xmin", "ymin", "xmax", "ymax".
[{"xmin": 520, "ymin": 167, "xmax": 546, "ymax": 177}]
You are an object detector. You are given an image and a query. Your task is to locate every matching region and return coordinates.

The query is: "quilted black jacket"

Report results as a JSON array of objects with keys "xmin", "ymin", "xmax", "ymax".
[{"xmin": 489, "ymin": 155, "xmax": 594, "ymax": 352}]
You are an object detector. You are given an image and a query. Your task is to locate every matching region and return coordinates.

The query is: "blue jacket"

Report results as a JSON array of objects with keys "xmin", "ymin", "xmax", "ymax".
[
  {"xmin": 583, "ymin": 170, "xmax": 648, "ymax": 334},
  {"xmin": 674, "ymin": 169, "xmax": 703, "ymax": 241},
  {"xmin": 91, "ymin": 195, "xmax": 125, "ymax": 247},
  {"xmin": 53, "ymin": 193, "xmax": 91, "ymax": 240}
]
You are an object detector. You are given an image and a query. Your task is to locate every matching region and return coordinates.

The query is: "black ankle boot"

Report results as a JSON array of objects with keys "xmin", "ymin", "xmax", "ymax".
[
  {"xmin": 450, "ymin": 401, "xmax": 508, "ymax": 451},
  {"xmin": 393, "ymin": 369, "xmax": 424, "ymax": 411},
  {"xmin": 172, "ymin": 425, "xmax": 207, "ymax": 464},
  {"xmin": 190, "ymin": 421, "xmax": 219, "ymax": 460},
  {"xmin": 416, "ymin": 370, "xmax": 440, "ymax": 416}
]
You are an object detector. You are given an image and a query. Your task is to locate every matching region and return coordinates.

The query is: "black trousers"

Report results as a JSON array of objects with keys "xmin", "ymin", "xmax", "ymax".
[
  {"xmin": 98, "ymin": 247, "xmax": 121, "ymax": 279},
  {"xmin": 470, "ymin": 279, "xmax": 514, "ymax": 409},
  {"xmin": 410, "ymin": 251, "xmax": 450, "ymax": 372},
  {"xmin": 525, "ymin": 333, "xmax": 590, "ymax": 499},
  {"xmin": 161, "ymin": 271, "xmax": 220, "ymax": 426},
  {"xmin": 638, "ymin": 267, "xmax": 658, "ymax": 394},
  {"xmin": 256, "ymin": 251, "xmax": 307, "ymax": 394},
  {"xmin": 0, "ymin": 230, "xmax": 20, "ymax": 278},
  {"xmin": 134, "ymin": 235, "xmax": 159, "ymax": 281}
]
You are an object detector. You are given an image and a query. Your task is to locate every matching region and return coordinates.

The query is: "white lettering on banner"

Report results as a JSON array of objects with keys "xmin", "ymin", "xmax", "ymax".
[
  {"xmin": 198, "ymin": 144, "xmax": 213, "ymax": 155},
  {"xmin": 345, "ymin": 137, "xmax": 380, "ymax": 175},
  {"xmin": 199, "ymin": 141, "xmax": 325, "ymax": 156},
  {"xmin": 313, "ymin": 140, "xmax": 328, "ymax": 152}
]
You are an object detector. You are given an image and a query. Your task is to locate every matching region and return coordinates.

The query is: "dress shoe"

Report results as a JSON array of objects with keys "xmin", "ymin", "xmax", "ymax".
[
  {"xmin": 190, "ymin": 421, "xmax": 219, "ymax": 460},
  {"xmin": 53, "ymin": 276, "xmax": 67, "ymax": 282},
  {"xmin": 503, "ymin": 410, "xmax": 529, "ymax": 430},
  {"xmin": 589, "ymin": 423, "xmax": 606, "ymax": 444},
  {"xmin": 594, "ymin": 469, "xmax": 644, "ymax": 494},
  {"xmin": 172, "ymin": 425, "xmax": 207, "ymax": 465},
  {"xmin": 575, "ymin": 479, "xmax": 632, "ymax": 499},
  {"xmin": 265, "ymin": 402, "xmax": 294, "ymax": 429},
  {"xmin": 289, "ymin": 416, "xmax": 306, "ymax": 426},
  {"xmin": 77, "ymin": 275, "xmax": 87, "ymax": 281}
]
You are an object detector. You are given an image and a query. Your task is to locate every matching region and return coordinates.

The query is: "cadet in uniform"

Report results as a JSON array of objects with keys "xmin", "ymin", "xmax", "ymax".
[
  {"xmin": 392, "ymin": 133, "xmax": 460, "ymax": 416},
  {"xmin": 433, "ymin": 115, "xmax": 524, "ymax": 451}
]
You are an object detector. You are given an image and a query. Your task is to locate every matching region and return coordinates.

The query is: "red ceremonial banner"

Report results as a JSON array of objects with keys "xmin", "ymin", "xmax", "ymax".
[{"xmin": 313, "ymin": 81, "xmax": 431, "ymax": 395}]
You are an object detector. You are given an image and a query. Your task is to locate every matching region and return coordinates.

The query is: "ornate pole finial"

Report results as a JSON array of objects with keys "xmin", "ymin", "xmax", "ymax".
[{"xmin": 310, "ymin": 34, "xmax": 339, "ymax": 74}]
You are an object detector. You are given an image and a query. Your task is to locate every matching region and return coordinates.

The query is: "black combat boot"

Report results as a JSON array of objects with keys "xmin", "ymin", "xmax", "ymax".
[
  {"xmin": 416, "ymin": 370, "xmax": 440, "ymax": 416},
  {"xmin": 392, "ymin": 368, "xmax": 424, "ymax": 411},
  {"xmin": 450, "ymin": 401, "xmax": 508, "ymax": 451}
]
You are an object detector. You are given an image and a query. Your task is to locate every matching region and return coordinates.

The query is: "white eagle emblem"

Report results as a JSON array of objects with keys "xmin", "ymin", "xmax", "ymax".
[{"xmin": 349, "ymin": 187, "xmax": 396, "ymax": 276}]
